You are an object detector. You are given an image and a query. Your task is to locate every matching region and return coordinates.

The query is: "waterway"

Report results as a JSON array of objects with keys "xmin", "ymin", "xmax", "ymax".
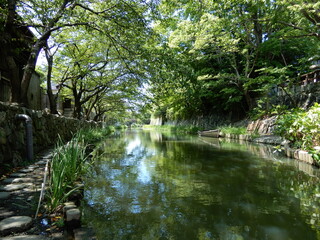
[{"xmin": 82, "ymin": 130, "xmax": 320, "ymax": 239}]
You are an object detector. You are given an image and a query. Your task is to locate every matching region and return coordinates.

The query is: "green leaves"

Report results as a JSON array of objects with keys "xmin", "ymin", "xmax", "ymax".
[{"xmin": 275, "ymin": 103, "xmax": 320, "ymax": 150}]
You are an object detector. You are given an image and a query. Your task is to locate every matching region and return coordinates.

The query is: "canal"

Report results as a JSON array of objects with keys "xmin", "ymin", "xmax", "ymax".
[{"xmin": 82, "ymin": 130, "xmax": 320, "ymax": 239}]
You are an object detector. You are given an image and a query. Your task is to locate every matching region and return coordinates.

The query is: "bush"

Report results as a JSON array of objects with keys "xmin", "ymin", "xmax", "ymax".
[{"xmin": 275, "ymin": 103, "xmax": 320, "ymax": 149}]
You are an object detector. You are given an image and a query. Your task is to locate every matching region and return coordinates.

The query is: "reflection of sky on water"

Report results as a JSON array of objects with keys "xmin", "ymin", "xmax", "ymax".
[
  {"xmin": 137, "ymin": 159, "xmax": 152, "ymax": 184},
  {"xmin": 125, "ymin": 135, "xmax": 154, "ymax": 184},
  {"xmin": 85, "ymin": 133, "xmax": 157, "ymax": 216},
  {"xmin": 125, "ymin": 136, "xmax": 141, "ymax": 154}
]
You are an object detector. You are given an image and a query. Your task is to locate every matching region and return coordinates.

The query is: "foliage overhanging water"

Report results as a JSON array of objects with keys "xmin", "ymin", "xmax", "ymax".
[{"xmin": 83, "ymin": 130, "xmax": 320, "ymax": 240}]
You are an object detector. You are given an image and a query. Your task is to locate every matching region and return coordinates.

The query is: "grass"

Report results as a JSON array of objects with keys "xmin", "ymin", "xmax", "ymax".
[
  {"xmin": 78, "ymin": 126, "xmax": 115, "ymax": 143},
  {"xmin": 220, "ymin": 126, "xmax": 248, "ymax": 135},
  {"xmin": 143, "ymin": 124, "xmax": 201, "ymax": 134}
]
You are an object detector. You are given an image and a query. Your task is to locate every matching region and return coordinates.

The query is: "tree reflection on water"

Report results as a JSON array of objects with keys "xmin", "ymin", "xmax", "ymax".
[{"xmin": 83, "ymin": 130, "xmax": 320, "ymax": 240}]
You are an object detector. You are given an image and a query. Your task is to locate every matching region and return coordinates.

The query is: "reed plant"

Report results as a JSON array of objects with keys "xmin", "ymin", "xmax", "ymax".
[{"xmin": 47, "ymin": 133, "xmax": 89, "ymax": 212}]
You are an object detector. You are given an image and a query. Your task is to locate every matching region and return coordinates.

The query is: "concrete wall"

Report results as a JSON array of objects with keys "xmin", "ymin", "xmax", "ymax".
[{"xmin": 0, "ymin": 102, "xmax": 103, "ymax": 174}]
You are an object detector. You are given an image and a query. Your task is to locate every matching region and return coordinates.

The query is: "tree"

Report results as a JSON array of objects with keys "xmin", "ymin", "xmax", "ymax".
[
  {"xmin": 12, "ymin": 0, "xmax": 151, "ymax": 108},
  {"xmin": 278, "ymin": 0, "xmax": 320, "ymax": 40},
  {"xmin": 146, "ymin": 0, "xmax": 319, "ymax": 121},
  {"xmin": 53, "ymin": 15, "xmax": 149, "ymax": 119},
  {"xmin": 16, "ymin": 0, "xmax": 81, "ymax": 106}
]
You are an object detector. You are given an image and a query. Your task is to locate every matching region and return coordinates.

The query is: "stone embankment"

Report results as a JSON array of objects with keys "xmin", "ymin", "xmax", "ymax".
[
  {"xmin": 0, "ymin": 150, "xmax": 95, "ymax": 240},
  {"xmin": 247, "ymin": 117, "xmax": 315, "ymax": 166},
  {"xmin": 0, "ymin": 102, "xmax": 104, "ymax": 176},
  {"xmin": 200, "ymin": 116, "xmax": 316, "ymax": 166}
]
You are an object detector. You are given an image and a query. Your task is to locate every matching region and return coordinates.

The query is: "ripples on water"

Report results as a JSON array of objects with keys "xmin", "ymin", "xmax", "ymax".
[{"xmin": 83, "ymin": 130, "xmax": 320, "ymax": 240}]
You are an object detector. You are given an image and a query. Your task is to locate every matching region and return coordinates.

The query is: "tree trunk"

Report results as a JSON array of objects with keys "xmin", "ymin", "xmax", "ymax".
[
  {"xmin": 20, "ymin": 41, "xmax": 44, "ymax": 106},
  {"xmin": 244, "ymin": 90, "xmax": 253, "ymax": 111},
  {"xmin": 44, "ymin": 45, "xmax": 58, "ymax": 114},
  {"xmin": 73, "ymin": 91, "xmax": 82, "ymax": 119}
]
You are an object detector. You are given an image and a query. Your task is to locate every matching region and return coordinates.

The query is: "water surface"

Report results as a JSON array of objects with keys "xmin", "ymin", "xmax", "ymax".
[{"xmin": 83, "ymin": 130, "xmax": 320, "ymax": 239}]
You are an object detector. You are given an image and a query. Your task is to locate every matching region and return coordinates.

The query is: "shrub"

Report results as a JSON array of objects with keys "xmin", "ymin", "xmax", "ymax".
[{"xmin": 275, "ymin": 103, "xmax": 320, "ymax": 150}]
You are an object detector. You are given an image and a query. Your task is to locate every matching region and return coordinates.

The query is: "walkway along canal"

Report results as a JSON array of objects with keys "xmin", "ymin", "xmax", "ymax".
[{"xmin": 81, "ymin": 130, "xmax": 320, "ymax": 240}]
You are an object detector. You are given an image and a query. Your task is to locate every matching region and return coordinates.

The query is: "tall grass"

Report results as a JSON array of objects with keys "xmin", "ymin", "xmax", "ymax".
[
  {"xmin": 46, "ymin": 127, "xmax": 116, "ymax": 212},
  {"xmin": 47, "ymin": 133, "xmax": 89, "ymax": 212}
]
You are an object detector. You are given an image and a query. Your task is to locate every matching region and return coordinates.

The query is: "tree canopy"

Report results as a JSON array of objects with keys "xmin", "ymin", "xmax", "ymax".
[{"xmin": 1, "ymin": 0, "xmax": 319, "ymax": 122}]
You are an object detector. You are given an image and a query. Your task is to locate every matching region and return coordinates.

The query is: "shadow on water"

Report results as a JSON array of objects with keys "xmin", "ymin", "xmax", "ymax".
[{"xmin": 82, "ymin": 130, "xmax": 320, "ymax": 240}]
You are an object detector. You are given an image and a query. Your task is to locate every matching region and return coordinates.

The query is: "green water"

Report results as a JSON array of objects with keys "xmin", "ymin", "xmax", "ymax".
[{"xmin": 83, "ymin": 130, "xmax": 320, "ymax": 240}]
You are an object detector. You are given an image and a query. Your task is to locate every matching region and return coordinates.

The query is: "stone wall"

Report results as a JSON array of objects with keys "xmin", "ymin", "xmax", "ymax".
[
  {"xmin": 246, "ymin": 116, "xmax": 277, "ymax": 135},
  {"xmin": 269, "ymin": 82, "xmax": 320, "ymax": 109},
  {"xmin": 0, "ymin": 102, "xmax": 103, "ymax": 174}
]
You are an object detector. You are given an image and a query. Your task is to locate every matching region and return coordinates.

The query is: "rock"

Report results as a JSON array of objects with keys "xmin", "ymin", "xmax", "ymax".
[
  {"xmin": 63, "ymin": 205, "xmax": 77, "ymax": 216},
  {"xmin": 34, "ymin": 160, "xmax": 47, "ymax": 166},
  {"xmin": 0, "ymin": 192, "xmax": 11, "ymax": 200},
  {"xmin": 64, "ymin": 202, "xmax": 76, "ymax": 207},
  {"xmin": 66, "ymin": 208, "xmax": 81, "ymax": 230},
  {"xmin": 9, "ymin": 173, "xmax": 26, "ymax": 178},
  {"xmin": 2, "ymin": 178, "xmax": 33, "ymax": 184},
  {"xmin": 0, "ymin": 216, "xmax": 33, "ymax": 236},
  {"xmin": 66, "ymin": 209, "xmax": 80, "ymax": 221},
  {"xmin": 0, "ymin": 209, "xmax": 15, "ymax": 219},
  {"xmin": 0, "ymin": 183, "xmax": 32, "ymax": 192},
  {"xmin": 19, "ymin": 169, "xmax": 33, "ymax": 173},
  {"xmin": 0, "ymin": 235, "xmax": 49, "ymax": 240}
]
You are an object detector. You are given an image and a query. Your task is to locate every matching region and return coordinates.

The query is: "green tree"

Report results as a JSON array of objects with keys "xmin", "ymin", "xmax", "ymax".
[{"xmin": 146, "ymin": 0, "xmax": 318, "ymax": 121}]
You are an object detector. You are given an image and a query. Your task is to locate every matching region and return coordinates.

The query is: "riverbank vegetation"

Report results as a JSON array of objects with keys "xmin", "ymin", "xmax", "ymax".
[
  {"xmin": 143, "ymin": 124, "xmax": 201, "ymax": 135},
  {"xmin": 46, "ymin": 127, "xmax": 113, "ymax": 212},
  {"xmin": 275, "ymin": 103, "xmax": 320, "ymax": 151}
]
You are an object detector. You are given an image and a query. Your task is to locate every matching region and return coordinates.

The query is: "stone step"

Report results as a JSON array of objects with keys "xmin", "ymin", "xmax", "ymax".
[
  {"xmin": 8, "ymin": 173, "xmax": 26, "ymax": 178},
  {"xmin": 0, "ymin": 234, "xmax": 49, "ymax": 239},
  {"xmin": 0, "ymin": 183, "xmax": 32, "ymax": 192},
  {"xmin": 0, "ymin": 209, "xmax": 15, "ymax": 220},
  {"xmin": 18, "ymin": 169, "xmax": 34, "ymax": 174},
  {"xmin": 0, "ymin": 216, "xmax": 33, "ymax": 236},
  {"xmin": 2, "ymin": 178, "xmax": 34, "ymax": 184}
]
